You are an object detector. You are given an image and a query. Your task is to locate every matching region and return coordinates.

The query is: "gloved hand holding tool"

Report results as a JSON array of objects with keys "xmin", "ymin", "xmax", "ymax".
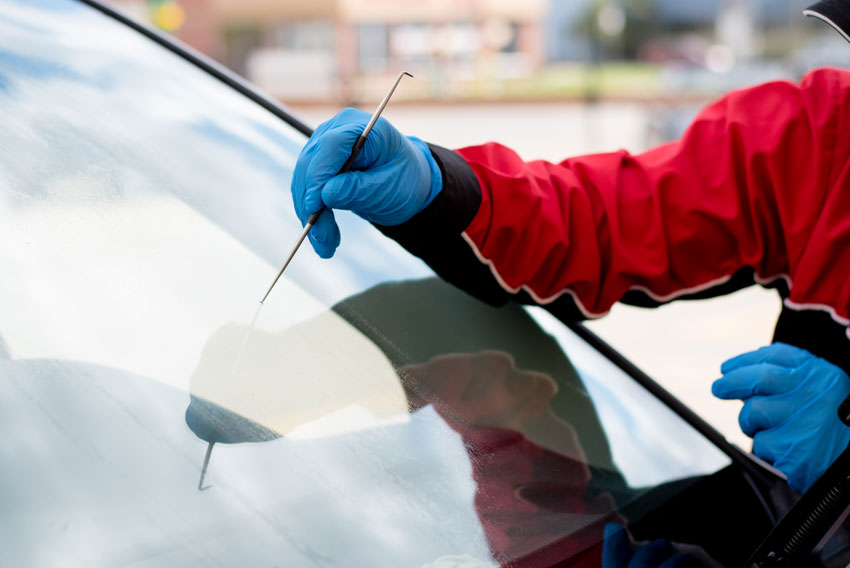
[
  {"xmin": 712, "ymin": 342, "xmax": 850, "ymax": 493},
  {"xmin": 263, "ymin": 70, "xmax": 433, "ymax": 302},
  {"xmin": 290, "ymin": 96, "xmax": 442, "ymax": 259}
]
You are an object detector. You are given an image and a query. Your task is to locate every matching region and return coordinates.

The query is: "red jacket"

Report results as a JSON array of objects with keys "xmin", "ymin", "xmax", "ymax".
[{"xmin": 379, "ymin": 68, "xmax": 850, "ymax": 374}]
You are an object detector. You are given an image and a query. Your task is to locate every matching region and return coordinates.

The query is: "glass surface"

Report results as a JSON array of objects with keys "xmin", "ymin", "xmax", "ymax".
[{"xmin": 0, "ymin": 1, "xmax": 731, "ymax": 566}]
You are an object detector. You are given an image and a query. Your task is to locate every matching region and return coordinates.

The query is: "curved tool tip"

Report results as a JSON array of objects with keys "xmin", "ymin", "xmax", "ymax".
[
  {"xmin": 197, "ymin": 440, "xmax": 216, "ymax": 491},
  {"xmin": 402, "ymin": 71, "xmax": 414, "ymax": 78}
]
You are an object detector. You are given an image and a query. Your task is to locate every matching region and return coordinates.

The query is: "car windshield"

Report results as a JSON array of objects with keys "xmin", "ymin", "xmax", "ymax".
[{"xmin": 0, "ymin": 1, "xmax": 731, "ymax": 566}]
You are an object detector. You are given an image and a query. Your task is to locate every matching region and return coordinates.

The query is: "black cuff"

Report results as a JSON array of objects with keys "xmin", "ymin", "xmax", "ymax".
[
  {"xmin": 374, "ymin": 144, "xmax": 510, "ymax": 306},
  {"xmin": 375, "ymin": 144, "xmax": 595, "ymax": 321},
  {"xmin": 773, "ymin": 307, "xmax": 850, "ymax": 376},
  {"xmin": 377, "ymin": 143, "xmax": 481, "ymax": 239}
]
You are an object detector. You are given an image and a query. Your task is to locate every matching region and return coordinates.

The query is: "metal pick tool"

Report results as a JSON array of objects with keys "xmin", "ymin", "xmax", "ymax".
[
  {"xmin": 198, "ymin": 438, "xmax": 215, "ymax": 491},
  {"xmin": 260, "ymin": 70, "xmax": 413, "ymax": 304}
]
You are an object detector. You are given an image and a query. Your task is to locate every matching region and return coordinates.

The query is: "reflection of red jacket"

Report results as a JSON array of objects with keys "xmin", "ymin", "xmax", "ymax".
[
  {"xmin": 435, "ymin": 413, "xmax": 619, "ymax": 567},
  {"xmin": 379, "ymin": 69, "xmax": 850, "ymax": 373},
  {"xmin": 401, "ymin": 353, "xmax": 620, "ymax": 566}
]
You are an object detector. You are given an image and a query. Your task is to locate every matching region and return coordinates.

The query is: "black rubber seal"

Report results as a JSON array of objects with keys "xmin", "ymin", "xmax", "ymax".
[{"xmin": 805, "ymin": 1, "xmax": 850, "ymax": 43}]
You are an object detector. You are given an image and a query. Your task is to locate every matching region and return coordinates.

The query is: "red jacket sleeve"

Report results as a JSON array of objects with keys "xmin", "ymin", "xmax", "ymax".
[{"xmin": 377, "ymin": 69, "xmax": 850, "ymax": 343}]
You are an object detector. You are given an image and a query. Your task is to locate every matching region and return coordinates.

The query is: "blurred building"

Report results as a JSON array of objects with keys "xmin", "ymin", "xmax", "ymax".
[
  {"xmin": 112, "ymin": 0, "xmax": 848, "ymax": 103},
  {"xmin": 116, "ymin": 0, "xmax": 547, "ymax": 102}
]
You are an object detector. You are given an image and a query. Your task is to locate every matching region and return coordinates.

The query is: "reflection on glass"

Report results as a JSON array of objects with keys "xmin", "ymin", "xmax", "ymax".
[{"xmin": 183, "ymin": 278, "xmax": 728, "ymax": 566}]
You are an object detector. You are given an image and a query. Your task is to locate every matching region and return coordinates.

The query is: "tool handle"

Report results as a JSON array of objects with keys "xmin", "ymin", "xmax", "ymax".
[{"xmin": 307, "ymin": 134, "xmax": 368, "ymax": 226}]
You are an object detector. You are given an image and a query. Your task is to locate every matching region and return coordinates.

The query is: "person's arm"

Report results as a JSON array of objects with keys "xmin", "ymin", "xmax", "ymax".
[
  {"xmin": 291, "ymin": 70, "xmax": 850, "ymax": 329},
  {"xmin": 290, "ymin": 69, "xmax": 850, "ymax": 494},
  {"xmin": 380, "ymin": 69, "xmax": 850, "ymax": 324}
]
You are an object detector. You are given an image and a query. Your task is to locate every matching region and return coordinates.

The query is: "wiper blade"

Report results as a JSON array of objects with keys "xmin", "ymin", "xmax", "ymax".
[{"xmin": 746, "ymin": 443, "xmax": 850, "ymax": 566}]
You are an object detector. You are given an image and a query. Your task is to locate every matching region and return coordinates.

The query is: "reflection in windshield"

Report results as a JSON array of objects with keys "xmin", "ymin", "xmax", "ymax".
[
  {"xmin": 0, "ymin": 1, "xmax": 731, "ymax": 566},
  {"xmin": 0, "ymin": 0, "xmax": 426, "ymax": 392},
  {"xmin": 184, "ymin": 278, "xmax": 727, "ymax": 566},
  {"xmin": 398, "ymin": 349, "xmax": 622, "ymax": 566},
  {"xmin": 332, "ymin": 279, "xmax": 617, "ymax": 472}
]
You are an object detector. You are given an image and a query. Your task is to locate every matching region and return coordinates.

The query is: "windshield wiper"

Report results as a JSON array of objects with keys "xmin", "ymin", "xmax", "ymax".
[{"xmin": 747, "ymin": 432, "xmax": 850, "ymax": 565}]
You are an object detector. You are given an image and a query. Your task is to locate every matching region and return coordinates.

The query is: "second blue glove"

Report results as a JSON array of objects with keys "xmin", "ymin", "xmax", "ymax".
[
  {"xmin": 290, "ymin": 107, "xmax": 442, "ymax": 258},
  {"xmin": 712, "ymin": 342, "xmax": 850, "ymax": 492},
  {"xmin": 602, "ymin": 524, "xmax": 701, "ymax": 567}
]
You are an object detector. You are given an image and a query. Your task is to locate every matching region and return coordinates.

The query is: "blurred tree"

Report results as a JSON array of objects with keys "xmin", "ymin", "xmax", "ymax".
[
  {"xmin": 619, "ymin": 0, "xmax": 655, "ymax": 59},
  {"xmin": 574, "ymin": 0, "xmax": 658, "ymax": 60}
]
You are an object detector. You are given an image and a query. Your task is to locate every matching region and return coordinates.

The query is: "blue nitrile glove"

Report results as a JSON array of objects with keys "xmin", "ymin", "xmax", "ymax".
[
  {"xmin": 603, "ymin": 524, "xmax": 701, "ymax": 568},
  {"xmin": 712, "ymin": 342, "xmax": 850, "ymax": 493},
  {"xmin": 290, "ymin": 107, "xmax": 442, "ymax": 258}
]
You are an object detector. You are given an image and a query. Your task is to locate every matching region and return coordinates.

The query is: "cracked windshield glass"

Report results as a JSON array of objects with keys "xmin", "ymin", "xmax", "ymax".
[{"xmin": 0, "ymin": 1, "xmax": 729, "ymax": 566}]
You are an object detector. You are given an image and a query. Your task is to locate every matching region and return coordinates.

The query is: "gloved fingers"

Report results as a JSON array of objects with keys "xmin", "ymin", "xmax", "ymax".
[
  {"xmin": 602, "ymin": 523, "xmax": 631, "ymax": 568},
  {"xmin": 602, "ymin": 525, "xmax": 697, "ymax": 568},
  {"xmin": 311, "ymin": 108, "xmax": 357, "ymax": 138},
  {"xmin": 292, "ymin": 141, "xmax": 332, "ymax": 233},
  {"xmin": 720, "ymin": 343, "xmax": 812, "ymax": 374},
  {"xmin": 629, "ymin": 539, "xmax": 675, "ymax": 567},
  {"xmin": 291, "ymin": 142, "xmax": 322, "ymax": 225},
  {"xmin": 752, "ymin": 428, "xmax": 784, "ymax": 465},
  {"xmin": 774, "ymin": 451, "xmax": 816, "ymax": 493},
  {"xmin": 320, "ymin": 169, "xmax": 376, "ymax": 213},
  {"xmin": 327, "ymin": 108, "xmax": 396, "ymax": 170},
  {"xmin": 358, "ymin": 115, "xmax": 400, "ymax": 166},
  {"xmin": 712, "ymin": 364, "xmax": 794, "ymax": 400},
  {"xmin": 323, "ymin": 166, "xmax": 416, "ymax": 226},
  {"xmin": 306, "ymin": 208, "xmax": 341, "ymax": 259},
  {"xmin": 312, "ymin": 107, "xmax": 372, "ymax": 146},
  {"xmin": 303, "ymin": 123, "xmax": 368, "ymax": 201},
  {"xmin": 738, "ymin": 396, "xmax": 793, "ymax": 438},
  {"xmin": 771, "ymin": 409, "xmax": 850, "ymax": 493}
]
